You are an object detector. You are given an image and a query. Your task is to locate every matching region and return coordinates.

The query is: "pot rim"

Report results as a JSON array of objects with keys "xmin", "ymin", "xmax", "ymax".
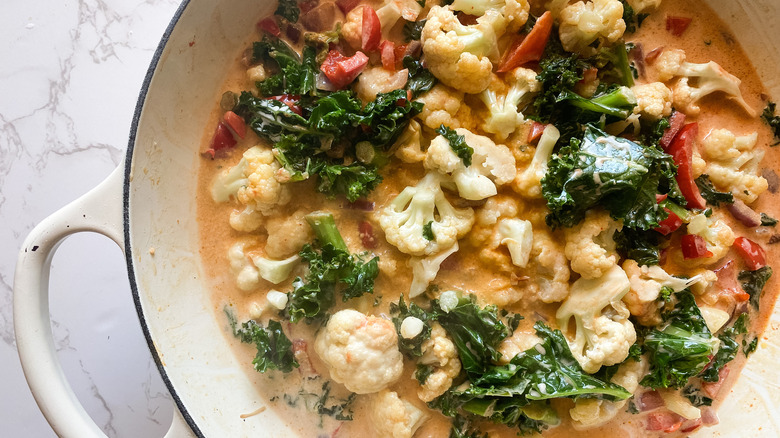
[{"xmin": 122, "ymin": 1, "xmax": 204, "ymax": 436}]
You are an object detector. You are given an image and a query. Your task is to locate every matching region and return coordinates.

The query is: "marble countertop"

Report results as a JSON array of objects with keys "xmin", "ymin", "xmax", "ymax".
[{"xmin": 1, "ymin": 1, "xmax": 183, "ymax": 436}]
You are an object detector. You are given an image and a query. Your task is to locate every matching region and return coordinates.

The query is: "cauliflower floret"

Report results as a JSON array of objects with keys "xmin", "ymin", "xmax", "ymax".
[
  {"xmin": 393, "ymin": 120, "xmax": 426, "ymax": 164},
  {"xmin": 229, "ymin": 146, "xmax": 291, "ymax": 216},
  {"xmin": 417, "ymin": 324, "xmax": 462, "ymax": 402},
  {"xmin": 632, "ymin": 82, "xmax": 672, "ymax": 121},
  {"xmin": 702, "ymin": 129, "xmax": 768, "ymax": 204},
  {"xmin": 356, "ymin": 66, "xmax": 409, "ymax": 102},
  {"xmin": 314, "ymin": 309, "xmax": 404, "ymax": 394},
  {"xmin": 469, "ymin": 196, "xmax": 522, "ymax": 272},
  {"xmin": 570, "ymin": 358, "xmax": 647, "ymax": 429},
  {"xmin": 498, "ymin": 330, "xmax": 542, "ymax": 364},
  {"xmin": 625, "ymin": 0, "xmax": 661, "ymax": 14},
  {"xmin": 691, "ymin": 149, "xmax": 707, "ymax": 178},
  {"xmin": 409, "ymin": 242, "xmax": 460, "ymax": 298},
  {"xmin": 513, "ymin": 124, "xmax": 560, "ymax": 199},
  {"xmin": 622, "ymin": 260, "xmax": 715, "ymax": 326},
  {"xmin": 451, "ymin": 0, "xmax": 530, "ymax": 33},
  {"xmin": 478, "ymin": 69, "xmax": 541, "ymax": 140},
  {"xmin": 378, "ymin": 172, "xmax": 475, "ymax": 256},
  {"xmin": 370, "ymin": 390, "xmax": 428, "ymax": 438},
  {"xmin": 655, "ymin": 49, "xmax": 756, "ymax": 116},
  {"xmin": 415, "ymin": 84, "xmax": 475, "ymax": 130},
  {"xmin": 229, "ymin": 206, "xmax": 264, "ymax": 232},
  {"xmin": 420, "ymin": 6, "xmax": 504, "ymax": 94},
  {"xmin": 498, "ymin": 219, "xmax": 534, "ymax": 268},
  {"xmin": 228, "ymin": 241, "xmax": 299, "ymax": 290},
  {"xmin": 681, "ymin": 212, "xmax": 736, "ymax": 267},
  {"xmin": 564, "ymin": 210, "xmax": 621, "ymax": 280},
  {"xmin": 264, "ymin": 210, "xmax": 314, "ymax": 259},
  {"xmin": 556, "ymin": 265, "xmax": 637, "ymax": 373},
  {"xmin": 425, "ymin": 128, "xmax": 516, "ymax": 200},
  {"xmin": 342, "ymin": 0, "xmax": 422, "ymax": 48},
  {"xmin": 558, "ymin": 0, "xmax": 626, "ymax": 55},
  {"xmin": 525, "ymin": 228, "xmax": 571, "ymax": 303}
]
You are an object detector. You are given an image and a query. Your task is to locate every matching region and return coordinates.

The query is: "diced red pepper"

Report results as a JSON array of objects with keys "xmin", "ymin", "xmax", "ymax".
[
  {"xmin": 666, "ymin": 16, "xmax": 692, "ymax": 37},
  {"xmin": 267, "ymin": 94, "xmax": 303, "ymax": 115},
  {"xmin": 645, "ymin": 46, "xmax": 664, "ymax": 65},
  {"xmin": 257, "ymin": 18, "xmax": 281, "ymax": 37},
  {"xmin": 361, "ymin": 6, "xmax": 381, "ymax": 52},
  {"xmin": 733, "ymin": 237, "xmax": 767, "ymax": 270},
  {"xmin": 223, "ymin": 111, "xmax": 246, "ymax": 139},
  {"xmin": 655, "ymin": 193, "xmax": 668, "ymax": 203},
  {"xmin": 358, "ymin": 221, "xmax": 377, "ymax": 249},
  {"xmin": 335, "ymin": 0, "xmax": 361, "ymax": 14},
  {"xmin": 380, "ymin": 40, "xmax": 396, "ymax": 70},
  {"xmin": 497, "ymin": 11, "xmax": 553, "ymax": 72},
  {"xmin": 393, "ymin": 43, "xmax": 408, "ymax": 67},
  {"xmin": 660, "ymin": 111, "xmax": 686, "ymax": 150},
  {"xmin": 681, "ymin": 234, "xmax": 713, "ymax": 259},
  {"xmin": 647, "ymin": 411, "xmax": 684, "ymax": 433},
  {"xmin": 320, "ymin": 50, "xmax": 369, "ymax": 89},
  {"xmin": 655, "ymin": 208, "xmax": 683, "ymax": 236},
  {"xmin": 209, "ymin": 122, "xmax": 237, "ymax": 152},
  {"xmin": 665, "ymin": 123, "xmax": 706, "ymax": 209},
  {"xmin": 527, "ymin": 122, "xmax": 547, "ymax": 144}
]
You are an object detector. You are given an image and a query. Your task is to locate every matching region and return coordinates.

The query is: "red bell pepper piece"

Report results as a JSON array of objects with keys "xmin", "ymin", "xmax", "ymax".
[
  {"xmin": 666, "ymin": 16, "xmax": 692, "ymax": 37},
  {"xmin": 497, "ymin": 11, "xmax": 553, "ymax": 72},
  {"xmin": 206, "ymin": 122, "xmax": 237, "ymax": 157},
  {"xmin": 358, "ymin": 221, "xmax": 377, "ymax": 249},
  {"xmin": 733, "ymin": 237, "xmax": 767, "ymax": 270},
  {"xmin": 527, "ymin": 122, "xmax": 547, "ymax": 144},
  {"xmin": 223, "ymin": 111, "xmax": 247, "ymax": 139},
  {"xmin": 655, "ymin": 193, "xmax": 668, "ymax": 203},
  {"xmin": 257, "ymin": 18, "xmax": 281, "ymax": 37},
  {"xmin": 320, "ymin": 50, "xmax": 369, "ymax": 89},
  {"xmin": 646, "ymin": 411, "xmax": 684, "ymax": 433},
  {"xmin": 361, "ymin": 6, "xmax": 381, "ymax": 52},
  {"xmin": 380, "ymin": 40, "xmax": 396, "ymax": 70},
  {"xmin": 665, "ymin": 123, "xmax": 706, "ymax": 209},
  {"xmin": 681, "ymin": 234, "xmax": 713, "ymax": 259},
  {"xmin": 655, "ymin": 208, "xmax": 683, "ymax": 236},
  {"xmin": 267, "ymin": 94, "xmax": 303, "ymax": 115},
  {"xmin": 660, "ymin": 111, "xmax": 685, "ymax": 150}
]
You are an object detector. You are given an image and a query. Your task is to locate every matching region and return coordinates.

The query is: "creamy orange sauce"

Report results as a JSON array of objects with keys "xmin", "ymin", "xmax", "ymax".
[{"xmin": 196, "ymin": 1, "xmax": 780, "ymax": 437}]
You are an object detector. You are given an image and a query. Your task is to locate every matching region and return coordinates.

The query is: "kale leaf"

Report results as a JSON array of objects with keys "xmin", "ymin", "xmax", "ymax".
[
  {"xmin": 403, "ymin": 19, "xmax": 426, "ymax": 41},
  {"xmin": 695, "ymin": 174, "xmax": 734, "ymax": 207},
  {"xmin": 641, "ymin": 290, "xmax": 719, "ymax": 389},
  {"xmin": 613, "ymin": 227, "xmax": 663, "ymax": 265},
  {"xmin": 436, "ymin": 125, "xmax": 473, "ymax": 167},
  {"xmin": 274, "ymin": 0, "xmax": 300, "ymax": 23},
  {"xmin": 700, "ymin": 313, "xmax": 751, "ymax": 382},
  {"xmin": 739, "ymin": 266, "xmax": 773, "ymax": 310},
  {"xmin": 253, "ymin": 37, "xmax": 317, "ymax": 96},
  {"xmin": 542, "ymin": 125, "xmax": 679, "ymax": 229},
  {"xmin": 761, "ymin": 213, "xmax": 778, "ymax": 227},
  {"xmin": 404, "ymin": 56, "xmax": 437, "ymax": 97},
  {"xmin": 761, "ymin": 101, "xmax": 780, "ymax": 145},
  {"xmin": 228, "ymin": 311, "xmax": 299, "ymax": 373},
  {"xmin": 390, "ymin": 295, "xmax": 433, "ymax": 357}
]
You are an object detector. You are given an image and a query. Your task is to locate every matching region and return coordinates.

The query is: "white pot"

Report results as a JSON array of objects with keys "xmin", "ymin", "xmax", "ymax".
[{"xmin": 13, "ymin": 0, "xmax": 780, "ymax": 437}]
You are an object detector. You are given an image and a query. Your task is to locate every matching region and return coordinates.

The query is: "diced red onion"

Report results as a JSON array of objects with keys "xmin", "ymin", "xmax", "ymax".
[
  {"xmin": 701, "ymin": 407, "xmax": 719, "ymax": 426},
  {"xmin": 343, "ymin": 199, "xmax": 375, "ymax": 211},
  {"xmin": 316, "ymin": 72, "xmax": 338, "ymax": 91},
  {"xmin": 728, "ymin": 199, "xmax": 762, "ymax": 228},
  {"xmin": 639, "ymin": 391, "xmax": 665, "ymax": 411},
  {"xmin": 762, "ymin": 168, "xmax": 779, "ymax": 193}
]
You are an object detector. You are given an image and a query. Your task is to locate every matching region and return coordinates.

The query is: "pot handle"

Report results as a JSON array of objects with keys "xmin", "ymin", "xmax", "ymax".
[{"xmin": 13, "ymin": 164, "xmax": 194, "ymax": 438}]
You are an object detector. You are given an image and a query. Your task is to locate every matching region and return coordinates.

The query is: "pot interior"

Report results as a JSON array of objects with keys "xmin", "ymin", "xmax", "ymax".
[{"xmin": 124, "ymin": 1, "xmax": 780, "ymax": 436}]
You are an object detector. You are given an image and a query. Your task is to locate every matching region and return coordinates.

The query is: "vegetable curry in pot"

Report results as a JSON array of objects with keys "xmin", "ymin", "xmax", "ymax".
[{"xmin": 197, "ymin": 0, "xmax": 780, "ymax": 436}]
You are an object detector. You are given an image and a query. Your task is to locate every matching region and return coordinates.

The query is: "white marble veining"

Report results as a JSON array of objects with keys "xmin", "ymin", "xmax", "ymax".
[{"xmin": 1, "ymin": 0, "xmax": 182, "ymax": 436}]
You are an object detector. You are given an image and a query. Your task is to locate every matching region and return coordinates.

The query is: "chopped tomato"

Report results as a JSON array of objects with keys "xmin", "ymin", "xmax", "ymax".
[
  {"xmin": 580, "ymin": 67, "xmax": 598, "ymax": 85},
  {"xmin": 361, "ymin": 6, "xmax": 381, "ymax": 51},
  {"xmin": 681, "ymin": 234, "xmax": 713, "ymax": 259},
  {"xmin": 335, "ymin": 0, "xmax": 360, "ymax": 14},
  {"xmin": 267, "ymin": 94, "xmax": 303, "ymax": 115},
  {"xmin": 205, "ymin": 122, "xmax": 237, "ymax": 158},
  {"xmin": 659, "ymin": 111, "xmax": 686, "ymax": 150},
  {"xmin": 647, "ymin": 411, "xmax": 684, "ymax": 433},
  {"xmin": 380, "ymin": 40, "xmax": 396, "ymax": 70},
  {"xmin": 733, "ymin": 237, "xmax": 767, "ymax": 270},
  {"xmin": 645, "ymin": 46, "xmax": 664, "ymax": 64},
  {"xmin": 665, "ymin": 123, "xmax": 706, "ymax": 209},
  {"xmin": 666, "ymin": 16, "xmax": 692, "ymax": 37},
  {"xmin": 320, "ymin": 50, "xmax": 369, "ymax": 89},
  {"xmin": 393, "ymin": 43, "xmax": 408, "ymax": 67},
  {"xmin": 655, "ymin": 208, "xmax": 683, "ymax": 236},
  {"xmin": 257, "ymin": 18, "xmax": 281, "ymax": 37},
  {"xmin": 527, "ymin": 122, "xmax": 547, "ymax": 144},
  {"xmin": 223, "ymin": 111, "xmax": 246, "ymax": 139},
  {"xmin": 497, "ymin": 11, "xmax": 554, "ymax": 72},
  {"xmin": 358, "ymin": 221, "xmax": 376, "ymax": 249}
]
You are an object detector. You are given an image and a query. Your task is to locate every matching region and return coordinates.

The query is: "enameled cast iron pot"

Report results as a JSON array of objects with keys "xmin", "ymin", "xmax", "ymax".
[{"xmin": 13, "ymin": 0, "xmax": 780, "ymax": 436}]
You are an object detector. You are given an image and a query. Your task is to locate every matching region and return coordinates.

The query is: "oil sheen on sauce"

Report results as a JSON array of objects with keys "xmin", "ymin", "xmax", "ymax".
[{"xmin": 196, "ymin": 1, "xmax": 780, "ymax": 436}]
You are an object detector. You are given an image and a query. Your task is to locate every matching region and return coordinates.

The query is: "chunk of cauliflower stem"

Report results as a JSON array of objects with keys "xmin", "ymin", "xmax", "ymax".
[
  {"xmin": 314, "ymin": 309, "xmax": 404, "ymax": 394},
  {"xmin": 424, "ymin": 127, "xmax": 517, "ymax": 201},
  {"xmin": 556, "ymin": 264, "xmax": 637, "ymax": 373},
  {"xmin": 421, "ymin": 6, "xmax": 505, "ymax": 94},
  {"xmin": 378, "ymin": 172, "xmax": 475, "ymax": 256},
  {"xmin": 513, "ymin": 124, "xmax": 560, "ymax": 199}
]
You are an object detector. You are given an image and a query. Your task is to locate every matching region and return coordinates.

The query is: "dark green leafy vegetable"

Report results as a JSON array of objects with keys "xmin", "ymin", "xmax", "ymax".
[
  {"xmin": 304, "ymin": 26, "xmax": 341, "ymax": 63},
  {"xmin": 620, "ymin": 0, "xmax": 648, "ymax": 33},
  {"xmin": 542, "ymin": 125, "xmax": 680, "ymax": 229},
  {"xmin": 450, "ymin": 417, "xmax": 488, "ymax": 438},
  {"xmin": 700, "ymin": 313, "xmax": 751, "ymax": 382},
  {"xmin": 436, "ymin": 125, "xmax": 473, "ymax": 167},
  {"xmin": 695, "ymin": 174, "xmax": 734, "ymax": 207},
  {"xmin": 761, "ymin": 101, "xmax": 780, "ymax": 145},
  {"xmin": 253, "ymin": 37, "xmax": 318, "ymax": 96},
  {"xmin": 590, "ymin": 42, "xmax": 635, "ymax": 87},
  {"xmin": 641, "ymin": 290, "xmax": 719, "ymax": 389},
  {"xmin": 682, "ymin": 385, "xmax": 713, "ymax": 407},
  {"xmin": 640, "ymin": 116, "xmax": 671, "ymax": 148},
  {"xmin": 739, "ymin": 266, "xmax": 773, "ymax": 310},
  {"xmin": 614, "ymin": 228, "xmax": 663, "ymax": 266},
  {"xmin": 556, "ymin": 85, "xmax": 637, "ymax": 119},
  {"xmin": 227, "ymin": 311, "xmax": 298, "ymax": 373},
  {"xmin": 403, "ymin": 19, "xmax": 426, "ymax": 41},
  {"xmin": 423, "ymin": 221, "xmax": 435, "ymax": 241},
  {"xmin": 404, "ymin": 56, "xmax": 437, "ymax": 97},
  {"xmin": 415, "ymin": 364, "xmax": 434, "ymax": 385},
  {"xmin": 286, "ymin": 212, "xmax": 379, "ymax": 323},
  {"xmin": 275, "ymin": 0, "xmax": 300, "ymax": 22},
  {"xmin": 390, "ymin": 295, "xmax": 433, "ymax": 357},
  {"xmin": 761, "ymin": 213, "xmax": 778, "ymax": 227}
]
